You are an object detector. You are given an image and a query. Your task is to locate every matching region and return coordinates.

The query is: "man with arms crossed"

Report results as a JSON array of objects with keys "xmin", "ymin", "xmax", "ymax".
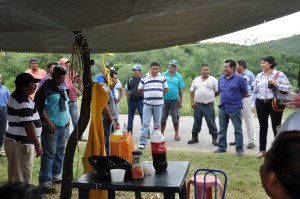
[{"xmin": 188, "ymin": 64, "xmax": 219, "ymax": 146}]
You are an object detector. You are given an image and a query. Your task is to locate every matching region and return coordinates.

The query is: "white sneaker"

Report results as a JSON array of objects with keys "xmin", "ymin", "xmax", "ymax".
[
  {"xmin": 256, "ymin": 151, "xmax": 265, "ymax": 159},
  {"xmin": 138, "ymin": 145, "xmax": 145, "ymax": 149}
]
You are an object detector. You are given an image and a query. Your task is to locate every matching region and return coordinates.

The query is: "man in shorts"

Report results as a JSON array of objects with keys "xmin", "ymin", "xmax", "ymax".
[{"xmin": 161, "ymin": 59, "xmax": 184, "ymax": 141}]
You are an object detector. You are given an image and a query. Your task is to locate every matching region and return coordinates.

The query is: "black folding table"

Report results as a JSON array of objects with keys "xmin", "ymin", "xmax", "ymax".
[{"xmin": 71, "ymin": 161, "xmax": 190, "ymax": 199}]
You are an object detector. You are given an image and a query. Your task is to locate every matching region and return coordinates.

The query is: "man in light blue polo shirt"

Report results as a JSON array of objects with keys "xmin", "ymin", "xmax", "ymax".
[
  {"xmin": 161, "ymin": 59, "xmax": 185, "ymax": 141},
  {"xmin": 35, "ymin": 66, "xmax": 69, "ymax": 193},
  {"xmin": 0, "ymin": 73, "xmax": 10, "ymax": 154}
]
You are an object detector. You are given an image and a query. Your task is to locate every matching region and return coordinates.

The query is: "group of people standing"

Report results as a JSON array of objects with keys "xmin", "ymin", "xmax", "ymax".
[
  {"xmin": 0, "ymin": 55, "xmax": 293, "ymax": 193},
  {"xmin": 1, "ymin": 58, "xmax": 82, "ymax": 193},
  {"xmin": 188, "ymin": 56, "xmax": 291, "ymax": 157},
  {"xmin": 121, "ymin": 60, "xmax": 184, "ymax": 150},
  {"xmin": 120, "ymin": 55, "xmax": 291, "ymax": 158},
  {"xmin": 96, "ymin": 60, "xmax": 183, "ymax": 153}
]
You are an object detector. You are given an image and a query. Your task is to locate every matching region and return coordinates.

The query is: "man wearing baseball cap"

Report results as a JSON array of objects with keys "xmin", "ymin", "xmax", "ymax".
[
  {"xmin": 59, "ymin": 58, "xmax": 85, "ymax": 141},
  {"xmin": 161, "ymin": 59, "xmax": 185, "ymax": 141},
  {"xmin": 4, "ymin": 73, "xmax": 43, "ymax": 183},
  {"xmin": 125, "ymin": 65, "xmax": 144, "ymax": 134}
]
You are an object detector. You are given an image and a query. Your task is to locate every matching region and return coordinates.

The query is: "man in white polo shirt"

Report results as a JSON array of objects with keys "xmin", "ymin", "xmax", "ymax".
[
  {"xmin": 188, "ymin": 64, "xmax": 219, "ymax": 146},
  {"xmin": 138, "ymin": 61, "xmax": 168, "ymax": 149}
]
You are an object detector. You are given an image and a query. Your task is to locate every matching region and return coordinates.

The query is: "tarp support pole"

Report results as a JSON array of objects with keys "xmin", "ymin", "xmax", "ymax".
[{"xmin": 60, "ymin": 31, "xmax": 92, "ymax": 199}]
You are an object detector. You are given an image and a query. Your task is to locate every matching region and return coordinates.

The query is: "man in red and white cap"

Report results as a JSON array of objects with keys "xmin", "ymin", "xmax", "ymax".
[{"xmin": 59, "ymin": 58, "xmax": 86, "ymax": 141}]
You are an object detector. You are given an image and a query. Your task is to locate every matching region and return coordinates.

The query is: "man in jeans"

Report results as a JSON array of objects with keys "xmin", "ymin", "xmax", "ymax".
[
  {"xmin": 161, "ymin": 59, "xmax": 185, "ymax": 141},
  {"xmin": 0, "ymin": 73, "xmax": 10, "ymax": 155},
  {"xmin": 35, "ymin": 66, "xmax": 69, "ymax": 193},
  {"xmin": 138, "ymin": 61, "xmax": 168, "ymax": 149},
  {"xmin": 214, "ymin": 59, "xmax": 248, "ymax": 156},
  {"xmin": 125, "ymin": 64, "xmax": 144, "ymax": 134},
  {"xmin": 188, "ymin": 64, "xmax": 219, "ymax": 146}
]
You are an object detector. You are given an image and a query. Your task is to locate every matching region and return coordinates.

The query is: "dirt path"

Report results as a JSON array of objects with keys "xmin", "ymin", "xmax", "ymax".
[{"xmin": 80, "ymin": 114, "xmax": 276, "ymax": 155}]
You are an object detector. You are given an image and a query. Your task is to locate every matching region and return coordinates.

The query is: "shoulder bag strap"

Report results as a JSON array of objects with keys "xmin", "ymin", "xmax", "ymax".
[{"xmin": 273, "ymin": 71, "xmax": 280, "ymax": 80}]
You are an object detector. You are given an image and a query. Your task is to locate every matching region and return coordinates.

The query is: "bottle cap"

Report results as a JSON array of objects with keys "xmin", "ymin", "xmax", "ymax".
[{"xmin": 132, "ymin": 150, "xmax": 142, "ymax": 155}]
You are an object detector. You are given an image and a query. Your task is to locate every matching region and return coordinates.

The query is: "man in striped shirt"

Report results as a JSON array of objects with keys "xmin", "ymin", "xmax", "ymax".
[
  {"xmin": 4, "ymin": 73, "xmax": 43, "ymax": 183},
  {"xmin": 138, "ymin": 61, "xmax": 168, "ymax": 149}
]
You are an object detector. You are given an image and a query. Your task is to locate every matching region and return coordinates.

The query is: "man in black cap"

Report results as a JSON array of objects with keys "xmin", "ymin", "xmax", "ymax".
[{"xmin": 4, "ymin": 73, "xmax": 43, "ymax": 183}]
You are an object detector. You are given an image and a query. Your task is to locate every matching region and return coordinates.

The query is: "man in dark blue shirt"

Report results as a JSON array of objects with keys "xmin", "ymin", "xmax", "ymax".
[
  {"xmin": 125, "ymin": 65, "xmax": 144, "ymax": 134},
  {"xmin": 214, "ymin": 59, "xmax": 248, "ymax": 156}
]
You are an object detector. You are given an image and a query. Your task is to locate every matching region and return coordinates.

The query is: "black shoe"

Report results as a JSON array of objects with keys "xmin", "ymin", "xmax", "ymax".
[
  {"xmin": 229, "ymin": 141, "xmax": 236, "ymax": 145},
  {"xmin": 247, "ymin": 143, "xmax": 255, "ymax": 149},
  {"xmin": 212, "ymin": 138, "xmax": 219, "ymax": 146},
  {"xmin": 53, "ymin": 179, "xmax": 62, "ymax": 184},
  {"xmin": 214, "ymin": 148, "xmax": 226, "ymax": 153},
  {"xmin": 42, "ymin": 186, "xmax": 58, "ymax": 194},
  {"xmin": 236, "ymin": 150, "xmax": 244, "ymax": 157},
  {"xmin": 187, "ymin": 138, "xmax": 199, "ymax": 144}
]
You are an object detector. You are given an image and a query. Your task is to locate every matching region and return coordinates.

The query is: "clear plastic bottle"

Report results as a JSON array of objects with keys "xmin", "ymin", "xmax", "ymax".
[
  {"xmin": 112, "ymin": 125, "xmax": 123, "ymax": 135},
  {"xmin": 150, "ymin": 128, "xmax": 168, "ymax": 172}
]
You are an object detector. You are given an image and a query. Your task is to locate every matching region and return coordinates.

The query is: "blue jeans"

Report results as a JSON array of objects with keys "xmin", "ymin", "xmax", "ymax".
[
  {"xmin": 218, "ymin": 108, "xmax": 244, "ymax": 152},
  {"xmin": 191, "ymin": 102, "xmax": 218, "ymax": 137},
  {"xmin": 127, "ymin": 99, "xmax": 144, "ymax": 134},
  {"xmin": 0, "ymin": 106, "xmax": 7, "ymax": 149},
  {"xmin": 65, "ymin": 101, "xmax": 79, "ymax": 138},
  {"xmin": 39, "ymin": 125, "xmax": 66, "ymax": 187},
  {"xmin": 139, "ymin": 104, "xmax": 162, "ymax": 146}
]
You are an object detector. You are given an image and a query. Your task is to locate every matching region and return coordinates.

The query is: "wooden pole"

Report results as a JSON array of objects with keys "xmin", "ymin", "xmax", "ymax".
[{"xmin": 60, "ymin": 31, "xmax": 92, "ymax": 199}]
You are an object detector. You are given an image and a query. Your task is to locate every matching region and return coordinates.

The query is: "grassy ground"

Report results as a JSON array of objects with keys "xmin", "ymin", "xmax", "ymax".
[{"xmin": 0, "ymin": 142, "xmax": 268, "ymax": 199}]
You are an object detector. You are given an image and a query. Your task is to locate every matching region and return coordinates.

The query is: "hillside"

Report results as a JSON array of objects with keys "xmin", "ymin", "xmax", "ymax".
[
  {"xmin": 1, "ymin": 40, "xmax": 300, "ymax": 91},
  {"xmin": 256, "ymin": 34, "xmax": 300, "ymax": 55}
]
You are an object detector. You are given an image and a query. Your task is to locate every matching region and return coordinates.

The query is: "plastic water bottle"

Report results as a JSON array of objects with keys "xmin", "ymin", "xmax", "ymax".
[
  {"xmin": 150, "ymin": 128, "xmax": 168, "ymax": 172},
  {"xmin": 112, "ymin": 126, "xmax": 123, "ymax": 135}
]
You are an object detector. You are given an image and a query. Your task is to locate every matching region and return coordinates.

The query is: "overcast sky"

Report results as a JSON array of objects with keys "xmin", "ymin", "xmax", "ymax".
[{"xmin": 202, "ymin": 11, "xmax": 300, "ymax": 45}]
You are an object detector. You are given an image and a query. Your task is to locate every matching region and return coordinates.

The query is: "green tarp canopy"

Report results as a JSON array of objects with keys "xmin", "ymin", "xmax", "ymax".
[{"xmin": 0, "ymin": 0, "xmax": 300, "ymax": 53}]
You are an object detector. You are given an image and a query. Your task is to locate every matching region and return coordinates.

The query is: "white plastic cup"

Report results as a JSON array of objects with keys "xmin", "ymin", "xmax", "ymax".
[{"xmin": 110, "ymin": 169, "xmax": 126, "ymax": 182}]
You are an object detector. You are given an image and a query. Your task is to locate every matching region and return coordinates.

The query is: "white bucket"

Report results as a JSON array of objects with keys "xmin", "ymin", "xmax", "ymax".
[{"xmin": 110, "ymin": 169, "xmax": 126, "ymax": 182}]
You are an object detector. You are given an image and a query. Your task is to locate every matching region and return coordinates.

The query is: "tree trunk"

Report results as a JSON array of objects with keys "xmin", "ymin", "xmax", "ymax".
[{"xmin": 60, "ymin": 31, "xmax": 92, "ymax": 199}]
